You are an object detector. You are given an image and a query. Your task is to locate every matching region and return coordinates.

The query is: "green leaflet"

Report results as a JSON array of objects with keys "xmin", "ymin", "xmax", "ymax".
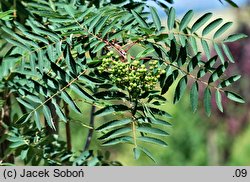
[
  {"xmin": 177, "ymin": 46, "xmax": 187, "ymax": 66},
  {"xmin": 225, "ymin": 91, "xmax": 245, "ymax": 103},
  {"xmin": 219, "ymin": 75, "xmax": 241, "ymax": 88},
  {"xmin": 61, "ymin": 91, "xmax": 81, "ymax": 114},
  {"xmin": 51, "ymin": 98, "xmax": 67, "ymax": 122},
  {"xmin": 64, "ymin": 44, "xmax": 77, "ymax": 75},
  {"xmin": 137, "ymin": 126, "xmax": 169, "ymax": 136},
  {"xmin": 190, "ymin": 81, "xmax": 199, "ymax": 112},
  {"xmin": 108, "ymin": 30, "xmax": 124, "ymax": 41},
  {"xmin": 94, "ymin": 90, "xmax": 127, "ymax": 100},
  {"xmin": 15, "ymin": 113, "xmax": 32, "ymax": 125},
  {"xmin": 137, "ymin": 146, "xmax": 156, "ymax": 163},
  {"xmin": 150, "ymin": 7, "xmax": 161, "ymax": 31},
  {"xmin": 93, "ymin": 42, "xmax": 106, "ymax": 53},
  {"xmin": 214, "ymin": 43, "xmax": 225, "ymax": 64},
  {"xmin": 167, "ymin": 7, "xmax": 175, "ymax": 30},
  {"xmin": 222, "ymin": 44, "xmax": 234, "ymax": 63},
  {"xmin": 5, "ymin": 38, "xmax": 31, "ymax": 51},
  {"xmin": 224, "ymin": 33, "xmax": 248, "ymax": 42},
  {"xmin": 201, "ymin": 39, "xmax": 211, "ymax": 59},
  {"xmin": 173, "ymin": 76, "xmax": 187, "ymax": 104},
  {"xmin": 189, "ymin": 36, "xmax": 198, "ymax": 54},
  {"xmin": 70, "ymin": 83, "xmax": 95, "ymax": 102},
  {"xmin": 138, "ymin": 136, "xmax": 168, "ymax": 147},
  {"xmin": 187, "ymin": 54, "xmax": 200, "ymax": 73},
  {"xmin": 215, "ymin": 90, "xmax": 223, "ymax": 112},
  {"xmin": 64, "ymin": 5, "xmax": 75, "ymax": 17},
  {"xmin": 213, "ymin": 22, "xmax": 233, "ymax": 39},
  {"xmin": 204, "ymin": 87, "xmax": 212, "ymax": 116},
  {"xmin": 150, "ymin": 118, "xmax": 171, "ymax": 127},
  {"xmin": 96, "ymin": 118, "xmax": 132, "ymax": 132},
  {"xmin": 102, "ymin": 136, "xmax": 133, "ymax": 146},
  {"xmin": 161, "ymin": 70, "xmax": 179, "ymax": 95},
  {"xmin": 202, "ymin": 18, "xmax": 223, "ymax": 36},
  {"xmin": 149, "ymin": 107, "xmax": 172, "ymax": 118},
  {"xmin": 0, "ymin": 10, "xmax": 13, "ymax": 20},
  {"xmin": 101, "ymin": 22, "xmax": 116, "ymax": 38},
  {"xmin": 43, "ymin": 105, "xmax": 56, "ymax": 130},
  {"xmin": 131, "ymin": 10, "xmax": 148, "ymax": 28},
  {"xmin": 204, "ymin": 55, "xmax": 218, "ymax": 71},
  {"xmin": 169, "ymin": 40, "xmax": 177, "ymax": 62},
  {"xmin": 148, "ymin": 94, "xmax": 167, "ymax": 102},
  {"xmin": 9, "ymin": 140, "xmax": 27, "ymax": 148},
  {"xmin": 16, "ymin": 98, "xmax": 35, "ymax": 110},
  {"xmin": 223, "ymin": 0, "xmax": 239, "ymax": 7},
  {"xmin": 178, "ymin": 35, "xmax": 187, "ymax": 48},
  {"xmin": 133, "ymin": 148, "xmax": 141, "ymax": 160},
  {"xmin": 26, "ymin": 19, "xmax": 60, "ymax": 42},
  {"xmin": 73, "ymin": 151, "xmax": 92, "ymax": 166},
  {"xmin": 136, "ymin": 48, "xmax": 155, "ymax": 59},
  {"xmin": 94, "ymin": 16, "xmax": 109, "ymax": 34},
  {"xmin": 22, "ymin": 31, "xmax": 49, "ymax": 44},
  {"xmin": 179, "ymin": 10, "xmax": 194, "ymax": 31},
  {"xmin": 88, "ymin": 13, "xmax": 103, "ymax": 33},
  {"xmin": 191, "ymin": 13, "xmax": 212, "ymax": 33},
  {"xmin": 94, "ymin": 105, "xmax": 129, "ymax": 117},
  {"xmin": 208, "ymin": 62, "xmax": 228, "ymax": 83},
  {"xmin": 98, "ymin": 127, "xmax": 132, "ymax": 140},
  {"xmin": 2, "ymin": 26, "xmax": 39, "ymax": 49},
  {"xmin": 34, "ymin": 111, "xmax": 42, "ymax": 130},
  {"xmin": 24, "ymin": 93, "xmax": 42, "ymax": 104}
]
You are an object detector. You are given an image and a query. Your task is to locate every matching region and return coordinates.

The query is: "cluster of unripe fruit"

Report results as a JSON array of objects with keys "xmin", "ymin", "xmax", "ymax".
[{"xmin": 98, "ymin": 51, "xmax": 165, "ymax": 98}]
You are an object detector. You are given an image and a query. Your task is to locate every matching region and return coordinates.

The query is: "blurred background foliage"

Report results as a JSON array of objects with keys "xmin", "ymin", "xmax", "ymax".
[{"xmin": 1, "ymin": 0, "xmax": 250, "ymax": 165}]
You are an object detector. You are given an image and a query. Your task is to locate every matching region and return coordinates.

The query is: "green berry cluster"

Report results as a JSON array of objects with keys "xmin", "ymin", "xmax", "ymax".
[{"xmin": 98, "ymin": 51, "xmax": 166, "ymax": 98}]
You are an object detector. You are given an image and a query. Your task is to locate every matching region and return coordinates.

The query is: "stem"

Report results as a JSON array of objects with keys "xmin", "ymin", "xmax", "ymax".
[
  {"xmin": 131, "ymin": 99, "xmax": 138, "ymax": 147},
  {"xmin": 83, "ymin": 105, "xmax": 95, "ymax": 151},
  {"xmin": 64, "ymin": 102, "xmax": 71, "ymax": 151}
]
